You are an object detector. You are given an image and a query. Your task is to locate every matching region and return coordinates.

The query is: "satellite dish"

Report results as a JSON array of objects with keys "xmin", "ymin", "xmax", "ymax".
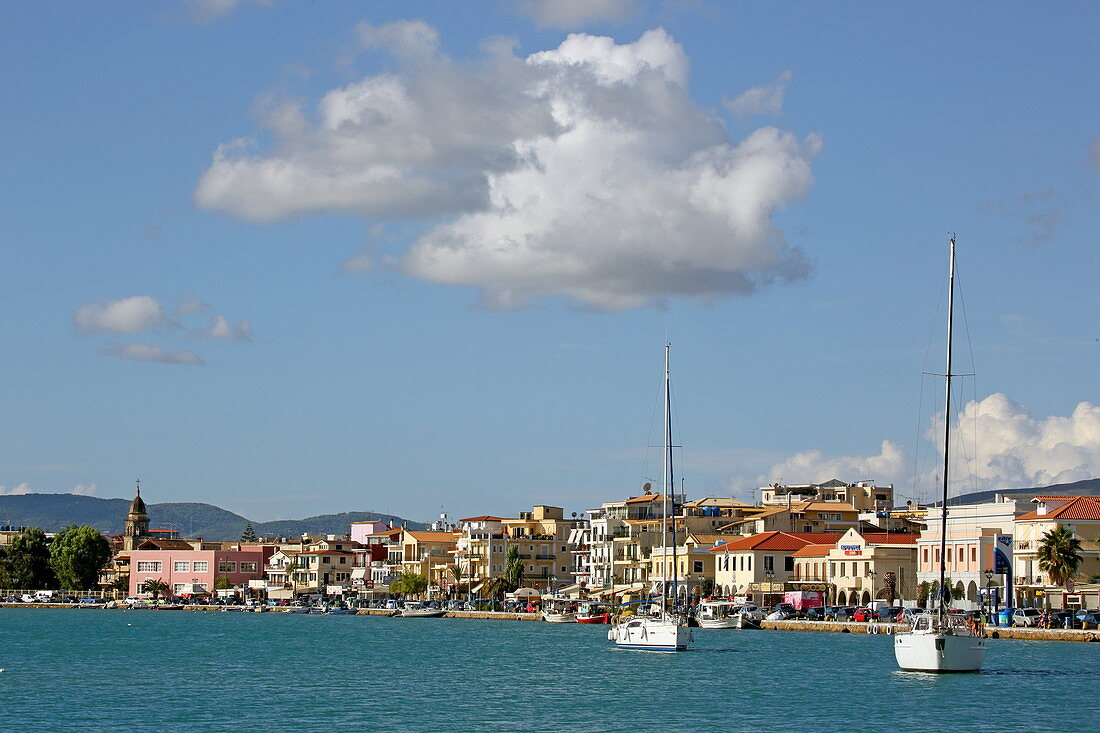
[
  {"xmin": 571, "ymin": 512, "xmax": 577, "ymax": 518},
  {"xmin": 642, "ymin": 482, "xmax": 652, "ymax": 494}
]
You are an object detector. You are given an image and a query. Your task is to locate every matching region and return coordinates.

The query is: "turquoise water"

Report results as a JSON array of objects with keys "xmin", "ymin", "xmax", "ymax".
[{"xmin": 2, "ymin": 609, "xmax": 1098, "ymax": 731}]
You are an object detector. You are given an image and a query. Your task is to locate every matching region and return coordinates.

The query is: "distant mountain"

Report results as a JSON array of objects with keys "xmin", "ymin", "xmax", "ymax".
[
  {"xmin": 936, "ymin": 477, "xmax": 1100, "ymax": 507},
  {"xmin": 0, "ymin": 494, "xmax": 427, "ymax": 539}
]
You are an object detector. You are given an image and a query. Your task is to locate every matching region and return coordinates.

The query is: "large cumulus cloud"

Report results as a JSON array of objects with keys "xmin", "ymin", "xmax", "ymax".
[{"xmin": 197, "ymin": 24, "xmax": 822, "ymax": 309}]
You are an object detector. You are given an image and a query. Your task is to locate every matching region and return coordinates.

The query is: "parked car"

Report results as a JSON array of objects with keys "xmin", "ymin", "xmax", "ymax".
[
  {"xmin": 834, "ymin": 606, "xmax": 859, "ymax": 622},
  {"xmin": 804, "ymin": 606, "xmax": 826, "ymax": 621},
  {"xmin": 1012, "ymin": 608, "xmax": 1042, "ymax": 627},
  {"xmin": 851, "ymin": 607, "xmax": 874, "ymax": 622},
  {"xmin": 1051, "ymin": 610, "xmax": 1082, "ymax": 629},
  {"xmin": 1078, "ymin": 612, "xmax": 1100, "ymax": 630}
]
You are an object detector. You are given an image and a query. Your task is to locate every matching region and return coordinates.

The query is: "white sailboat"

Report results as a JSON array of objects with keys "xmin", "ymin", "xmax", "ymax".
[
  {"xmin": 894, "ymin": 236, "xmax": 987, "ymax": 673},
  {"xmin": 608, "ymin": 343, "xmax": 693, "ymax": 652}
]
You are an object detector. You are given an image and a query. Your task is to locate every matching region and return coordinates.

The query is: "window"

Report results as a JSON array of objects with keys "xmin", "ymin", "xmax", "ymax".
[
  {"xmin": 747, "ymin": 556, "xmax": 752, "ymax": 572},
  {"xmin": 218, "ymin": 561, "xmax": 237, "ymax": 573},
  {"xmin": 693, "ymin": 561, "xmax": 704, "ymax": 574},
  {"xmin": 173, "ymin": 561, "xmax": 189, "ymax": 572},
  {"xmin": 763, "ymin": 556, "xmax": 774, "ymax": 573},
  {"xmin": 832, "ymin": 513, "xmax": 842, "ymax": 521},
  {"xmin": 309, "ymin": 573, "xmax": 317, "ymax": 581},
  {"xmin": 239, "ymin": 562, "xmax": 258, "ymax": 573},
  {"xmin": 322, "ymin": 556, "xmax": 330, "ymax": 564},
  {"xmin": 173, "ymin": 584, "xmax": 188, "ymax": 594},
  {"xmin": 864, "ymin": 562, "xmax": 870, "ymax": 576},
  {"xmin": 784, "ymin": 557, "xmax": 794, "ymax": 572},
  {"xmin": 136, "ymin": 561, "xmax": 161, "ymax": 572},
  {"xmin": 193, "ymin": 561, "xmax": 209, "ymax": 572},
  {"xmin": 339, "ymin": 557, "xmax": 346, "ymax": 564},
  {"xmin": 971, "ymin": 546, "xmax": 977, "ymax": 563},
  {"xmin": 840, "ymin": 562, "xmax": 846, "ymax": 576},
  {"xmin": 561, "ymin": 566, "xmax": 567, "ymax": 573}
]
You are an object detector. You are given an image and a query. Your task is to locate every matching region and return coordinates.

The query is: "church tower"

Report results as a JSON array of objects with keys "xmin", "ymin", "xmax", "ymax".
[{"xmin": 123, "ymin": 480, "xmax": 150, "ymax": 551}]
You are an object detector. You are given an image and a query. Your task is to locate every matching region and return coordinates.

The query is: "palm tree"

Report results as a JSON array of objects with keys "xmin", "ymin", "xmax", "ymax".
[
  {"xmin": 485, "ymin": 576, "xmax": 515, "ymax": 611},
  {"xmin": 389, "ymin": 572, "xmax": 428, "ymax": 599},
  {"xmin": 141, "ymin": 578, "xmax": 169, "ymax": 601},
  {"xmin": 447, "ymin": 564, "xmax": 464, "ymax": 601},
  {"xmin": 1037, "ymin": 526, "xmax": 1083, "ymax": 587}
]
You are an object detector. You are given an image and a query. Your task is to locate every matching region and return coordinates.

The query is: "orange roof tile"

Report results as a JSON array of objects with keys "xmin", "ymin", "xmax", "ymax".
[
  {"xmin": 625, "ymin": 493, "xmax": 667, "ymax": 504},
  {"xmin": 707, "ymin": 531, "xmax": 843, "ymax": 553},
  {"xmin": 1016, "ymin": 496, "xmax": 1100, "ymax": 522},
  {"xmin": 790, "ymin": 544, "xmax": 833, "ymax": 558},
  {"xmin": 458, "ymin": 516, "xmax": 506, "ymax": 522}
]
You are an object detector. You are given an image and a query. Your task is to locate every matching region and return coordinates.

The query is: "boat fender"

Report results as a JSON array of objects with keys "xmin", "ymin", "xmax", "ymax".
[{"xmin": 886, "ymin": 625, "xmax": 894, "ymax": 635}]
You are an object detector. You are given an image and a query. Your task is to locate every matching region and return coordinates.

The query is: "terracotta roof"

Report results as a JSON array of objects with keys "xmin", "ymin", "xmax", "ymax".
[
  {"xmin": 405, "ymin": 531, "xmax": 460, "ymax": 543},
  {"xmin": 625, "ymin": 493, "xmax": 666, "ymax": 504},
  {"xmin": 459, "ymin": 515, "xmax": 506, "ymax": 522},
  {"xmin": 368, "ymin": 527, "xmax": 404, "ymax": 538},
  {"xmin": 1016, "ymin": 496, "xmax": 1100, "ymax": 522},
  {"xmin": 707, "ymin": 531, "xmax": 843, "ymax": 553},
  {"xmin": 790, "ymin": 544, "xmax": 834, "ymax": 558},
  {"xmin": 788, "ymin": 501, "xmax": 858, "ymax": 513},
  {"xmin": 299, "ymin": 550, "xmax": 355, "ymax": 556}
]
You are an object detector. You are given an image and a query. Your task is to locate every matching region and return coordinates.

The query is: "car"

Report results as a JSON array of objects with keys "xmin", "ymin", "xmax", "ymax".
[
  {"xmin": 833, "ymin": 606, "xmax": 859, "ymax": 622},
  {"xmin": 804, "ymin": 606, "xmax": 826, "ymax": 621},
  {"xmin": 1052, "ymin": 610, "xmax": 1083, "ymax": 629},
  {"xmin": 1078, "ymin": 612, "xmax": 1100, "ymax": 630},
  {"xmin": 1012, "ymin": 608, "xmax": 1042, "ymax": 627},
  {"xmin": 852, "ymin": 607, "xmax": 878, "ymax": 623}
]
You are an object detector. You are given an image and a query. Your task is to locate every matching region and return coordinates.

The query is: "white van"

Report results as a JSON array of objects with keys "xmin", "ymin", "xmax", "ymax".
[{"xmin": 34, "ymin": 590, "xmax": 56, "ymax": 602}]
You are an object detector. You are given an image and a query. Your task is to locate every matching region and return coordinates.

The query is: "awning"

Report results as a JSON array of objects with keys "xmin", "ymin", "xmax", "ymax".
[
  {"xmin": 350, "ymin": 567, "xmax": 369, "ymax": 579},
  {"xmin": 556, "ymin": 583, "xmax": 584, "ymax": 595},
  {"xmin": 509, "ymin": 587, "xmax": 541, "ymax": 599},
  {"xmin": 470, "ymin": 582, "xmax": 485, "ymax": 594}
]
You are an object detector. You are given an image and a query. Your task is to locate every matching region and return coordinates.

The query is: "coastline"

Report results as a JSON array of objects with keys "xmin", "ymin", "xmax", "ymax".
[{"xmin": 7, "ymin": 603, "xmax": 1099, "ymax": 642}]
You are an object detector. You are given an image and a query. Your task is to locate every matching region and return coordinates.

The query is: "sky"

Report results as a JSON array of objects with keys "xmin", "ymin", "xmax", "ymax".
[{"xmin": 2, "ymin": 1, "xmax": 1099, "ymax": 523}]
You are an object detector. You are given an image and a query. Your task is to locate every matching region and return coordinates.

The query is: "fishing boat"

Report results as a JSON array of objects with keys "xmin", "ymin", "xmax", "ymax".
[
  {"xmin": 695, "ymin": 600, "xmax": 740, "ymax": 629},
  {"xmin": 398, "ymin": 601, "xmax": 447, "ymax": 618},
  {"xmin": 575, "ymin": 602, "xmax": 610, "ymax": 624},
  {"xmin": 541, "ymin": 597, "xmax": 578, "ymax": 623},
  {"xmin": 893, "ymin": 236, "xmax": 987, "ymax": 673},
  {"xmin": 608, "ymin": 343, "xmax": 693, "ymax": 652}
]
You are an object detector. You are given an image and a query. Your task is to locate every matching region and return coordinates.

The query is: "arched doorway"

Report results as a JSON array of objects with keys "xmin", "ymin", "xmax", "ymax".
[
  {"xmin": 861, "ymin": 591, "xmax": 870, "ymax": 606},
  {"xmin": 967, "ymin": 581, "xmax": 978, "ymax": 603}
]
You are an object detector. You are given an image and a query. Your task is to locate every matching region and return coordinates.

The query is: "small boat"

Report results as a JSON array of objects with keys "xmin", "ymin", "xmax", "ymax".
[
  {"xmin": 695, "ymin": 600, "xmax": 740, "ymax": 629},
  {"xmin": 398, "ymin": 601, "xmax": 447, "ymax": 618},
  {"xmin": 575, "ymin": 602, "xmax": 610, "ymax": 624},
  {"xmin": 221, "ymin": 605, "xmax": 247, "ymax": 612},
  {"xmin": 541, "ymin": 597, "xmax": 578, "ymax": 623},
  {"xmin": 732, "ymin": 604, "xmax": 765, "ymax": 629},
  {"xmin": 893, "ymin": 237, "xmax": 987, "ymax": 674},
  {"xmin": 281, "ymin": 605, "xmax": 310, "ymax": 614},
  {"xmin": 153, "ymin": 603, "xmax": 184, "ymax": 611},
  {"xmin": 324, "ymin": 606, "xmax": 356, "ymax": 615}
]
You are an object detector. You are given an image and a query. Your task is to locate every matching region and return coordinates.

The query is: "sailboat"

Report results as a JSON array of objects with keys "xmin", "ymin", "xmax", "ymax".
[
  {"xmin": 608, "ymin": 343, "xmax": 693, "ymax": 652},
  {"xmin": 893, "ymin": 236, "xmax": 987, "ymax": 673}
]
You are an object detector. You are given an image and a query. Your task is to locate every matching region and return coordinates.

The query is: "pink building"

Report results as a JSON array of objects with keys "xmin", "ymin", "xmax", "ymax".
[
  {"xmin": 129, "ymin": 548, "xmax": 268, "ymax": 598},
  {"xmin": 350, "ymin": 521, "xmax": 390, "ymax": 545}
]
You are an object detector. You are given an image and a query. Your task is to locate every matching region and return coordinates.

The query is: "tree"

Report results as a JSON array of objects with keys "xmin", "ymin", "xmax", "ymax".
[
  {"xmin": 241, "ymin": 522, "xmax": 258, "ymax": 542},
  {"xmin": 49, "ymin": 525, "xmax": 112, "ymax": 591},
  {"xmin": 485, "ymin": 576, "xmax": 514, "ymax": 611},
  {"xmin": 109, "ymin": 574, "xmax": 130, "ymax": 598},
  {"xmin": 1037, "ymin": 526, "xmax": 1083, "ymax": 587},
  {"xmin": 503, "ymin": 544, "xmax": 524, "ymax": 589},
  {"xmin": 142, "ymin": 578, "xmax": 169, "ymax": 600},
  {"xmin": 882, "ymin": 571, "xmax": 898, "ymax": 605},
  {"xmin": 214, "ymin": 574, "xmax": 232, "ymax": 590},
  {"xmin": 4, "ymin": 527, "xmax": 56, "ymax": 589},
  {"xmin": 916, "ymin": 581, "xmax": 931, "ymax": 608},
  {"xmin": 389, "ymin": 572, "xmax": 428, "ymax": 599},
  {"xmin": 447, "ymin": 564, "xmax": 465, "ymax": 600}
]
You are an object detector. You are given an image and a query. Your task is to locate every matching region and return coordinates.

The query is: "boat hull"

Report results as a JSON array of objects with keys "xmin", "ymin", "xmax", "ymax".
[
  {"xmin": 697, "ymin": 618, "xmax": 738, "ymax": 629},
  {"xmin": 576, "ymin": 613, "xmax": 610, "ymax": 624},
  {"xmin": 399, "ymin": 609, "xmax": 447, "ymax": 618},
  {"xmin": 542, "ymin": 612, "xmax": 577, "ymax": 623},
  {"xmin": 608, "ymin": 619, "xmax": 692, "ymax": 651},
  {"xmin": 894, "ymin": 632, "xmax": 986, "ymax": 672}
]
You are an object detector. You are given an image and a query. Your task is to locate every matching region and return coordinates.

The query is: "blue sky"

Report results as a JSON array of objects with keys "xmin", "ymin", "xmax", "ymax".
[{"xmin": 2, "ymin": 1, "xmax": 1098, "ymax": 523}]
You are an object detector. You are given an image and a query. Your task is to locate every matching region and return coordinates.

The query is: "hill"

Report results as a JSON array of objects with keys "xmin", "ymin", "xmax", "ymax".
[
  {"xmin": 0, "ymin": 493, "xmax": 426, "ymax": 539},
  {"xmin": 941, "ymin": 477, "xmax": 1100, "ymax": 507}
]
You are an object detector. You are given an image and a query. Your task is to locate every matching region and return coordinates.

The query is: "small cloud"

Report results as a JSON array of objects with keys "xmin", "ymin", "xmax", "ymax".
[
  {"xmin": 143, "ymin": 225, "xmax": 162, "ymax": 241},
  {"xmin": 174, "ymin": 295, "xmax": 211, "ymax": 316},
  {"xmin": 340, "ymin": 250, "xmax": 375, "ymax": 274},
  {"xmin": 183, "ymin": 0, "xmax": 271, "ymax": 22},
  {"xmin": 74, "ymin": 296, "xmax": 166, "ymax": 334},
  {"xmin": 356, "ymin": 19, "xmax": 440, "ymax": 64},
  {"xmin": 724, "ymin": 69, "xmax": 793, "ymax": 119},
  {"xmin": 103, "ymin": 343, "xmax": 206, "ymax": 366},
  {"xmin": 980, "ymin": 189, "xmax": 1063, "ymax": 247},
  {"xmin": 512, "ymin": 0, "xmax": 638, "ymax": 28},
  {"xmin": 0, "ymin": 482, "xmax": 33, "ymax": 496},
  {"xmin": 70, "ymin": 483, "xmax": 100, "ymax": 497},
  {"xmin": 1087, "ymin": 136, "xmax": 1100, "ymax": 170},
  {"xmin": 197, "ymin": 314, "xmax": 252, "ymax": 342}
]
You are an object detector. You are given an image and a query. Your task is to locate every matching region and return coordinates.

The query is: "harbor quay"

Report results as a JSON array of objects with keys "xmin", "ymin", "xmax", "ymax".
[{"xmin": 3, "ymin": 480, "xmax": 1099, "ymax": 630}]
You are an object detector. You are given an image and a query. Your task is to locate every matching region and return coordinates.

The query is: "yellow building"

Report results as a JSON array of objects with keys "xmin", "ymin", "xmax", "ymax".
[
  {"xmin": 802, "ymin": 528, "xmax": 919, "ymax": 607},
  {"xmin": 710, "ymin": 531, "xmax": 842, "ymax": 604},
  {"xmin": 1013, "ymin": 496, "xmax": 1100, "ymax": 608}
]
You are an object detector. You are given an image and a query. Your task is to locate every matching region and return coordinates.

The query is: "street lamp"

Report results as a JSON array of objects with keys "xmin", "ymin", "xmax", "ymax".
[
  {"xmin": 867, "ymin": 570, "xmax": 877, "ymax": 609},
  {"xmin": 765, "ymin": 570, "xmax": 774, "ymax": 607},
  {"xmin": 985, "ymin": 569, "xmax": 995, "ymax": 619}
]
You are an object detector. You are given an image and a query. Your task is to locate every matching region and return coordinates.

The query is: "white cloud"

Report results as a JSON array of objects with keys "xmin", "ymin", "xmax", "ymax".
[
  {"xmin": 197, "ymin": 26, "xmax": 822, "ymax": 309},
  {"xmin": 74, "ymin": 296, "xmax": 165, "ymax": 334},
  {"xmin": 357, "ymin": 19, "xmax": 440, "ymax": 65},
  {"xmin": 724, "ymin": 69, "xmax": 793, "ymax": 118},
  {"xmin": 197, "ymin": 314, "xmax": 252, "ymax": 342},
  {"xmin": 758, "ymin": 440, "xmax": 909, "ymax": 489},
  {"xmin": 70, "ymin": 483, "xmax": 100, "ymax": 497},
  {"xmin": 513, "ymin": 0, "xmax": 639, "ymax": 28},
  {"xmin": 103, "ymin": 343, "xmax": 206, "ymax": 366},
  {"xmin": 755, "ymin": 394, "xmax": 1100, "ymax": 500},
  {"xmin": 0, "ymin": 482, "xmax": 33, "ymax": 496}
]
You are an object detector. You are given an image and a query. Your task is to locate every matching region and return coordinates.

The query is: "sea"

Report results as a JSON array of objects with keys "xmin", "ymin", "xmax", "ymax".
[{"xmin": 2, "ymin": 609, "xmax": 1097, "ymax": 732}]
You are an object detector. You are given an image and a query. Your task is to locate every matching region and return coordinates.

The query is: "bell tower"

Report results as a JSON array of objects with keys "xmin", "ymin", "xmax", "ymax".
[{"xmin": 123, "ymin": 479, "xmax": 150, "ymax": 551}]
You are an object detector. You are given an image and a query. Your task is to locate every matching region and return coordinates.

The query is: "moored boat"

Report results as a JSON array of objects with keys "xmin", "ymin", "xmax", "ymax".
[
  {"xmin": 575, "ymin": 602, "xmax": 610, "ymax": 624},
  {"xmin": 398, "ymin": 601, "xmax": 447, "ymax": 618}
]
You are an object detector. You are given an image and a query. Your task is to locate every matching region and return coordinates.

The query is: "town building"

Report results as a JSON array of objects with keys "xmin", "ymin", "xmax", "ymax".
[
  {"xmin": 129, "ymin": 544, "xmax": 269, "ymax": 598},
  {"xmin": 1013, "ymin": 496, "xmax": 1100, "ymax": 609},
  {"xmin": 759, "ymin": 478, "xmax": 895, "ymax": 513},
  {"xmin": 816, "ymin": 528, "xmax": 919, "ymax": 607},
  {"xmin": 709, "ymin": 531, "xmax": 842, "ymax": 605}
]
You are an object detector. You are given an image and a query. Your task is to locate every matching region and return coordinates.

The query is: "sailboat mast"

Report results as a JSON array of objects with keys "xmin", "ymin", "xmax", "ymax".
[
  {"xmin": 661, "ymin": 342, "xmax": 671, "ymax": 616},
  {"xmin": 937, "ymin": 236, "xmax": 956, "ymax": 618},
  {"xmin": 667, "ymin": 344, "xmax": 678, "ymax": 610}
]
